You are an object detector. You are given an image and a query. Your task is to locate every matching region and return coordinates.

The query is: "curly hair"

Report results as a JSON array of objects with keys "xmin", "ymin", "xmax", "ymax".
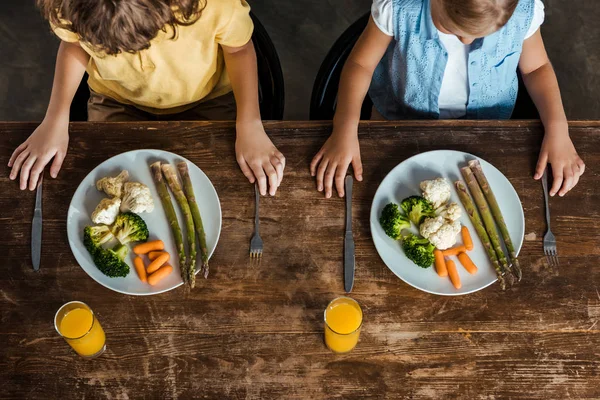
[
  {"xmin": 38, "ymin": 0, "xmax": 206, "ymax": 55},
  {"xmin": 439, "ymin": 0, "xmax": 519, "ymax": 37}
]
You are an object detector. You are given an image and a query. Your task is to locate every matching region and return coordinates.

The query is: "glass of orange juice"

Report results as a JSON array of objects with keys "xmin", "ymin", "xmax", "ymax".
[
  {"xmin": 324, "ymin": 296, "xmax": 363, "ymax": 353},
  {"xmin": 54, "ymin": 301, "xmax": 106, "ymax": 359}
]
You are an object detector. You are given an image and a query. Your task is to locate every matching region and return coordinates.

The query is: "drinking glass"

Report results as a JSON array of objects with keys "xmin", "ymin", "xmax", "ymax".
[
  {"xmin": 324, "ymin": 296, "xmax": 363, "ymax": 353},
  {"xmin": 54, "ymin": 301, "xmax": 106, "ymax": 359}
]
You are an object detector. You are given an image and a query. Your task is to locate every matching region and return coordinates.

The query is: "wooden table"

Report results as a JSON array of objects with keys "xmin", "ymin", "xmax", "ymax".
[{"xmin": 1, "ymin": 121, "xmax": 599, "ymax": 399}]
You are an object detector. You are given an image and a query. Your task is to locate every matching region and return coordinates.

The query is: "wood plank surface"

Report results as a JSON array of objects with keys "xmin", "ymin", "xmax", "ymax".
[{"xmin": 1, "ymin": 121, "xmax": 599, "ymax": 399}]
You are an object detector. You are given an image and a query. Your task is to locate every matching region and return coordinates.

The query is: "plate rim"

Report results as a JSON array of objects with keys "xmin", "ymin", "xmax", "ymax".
[
  {"xmin": 369, "ymin": 149, "xmax": 525, "ymax": 296},
  {"xmin": 66, "ymin": 149, "xmax": 222, "ymax": 296}
]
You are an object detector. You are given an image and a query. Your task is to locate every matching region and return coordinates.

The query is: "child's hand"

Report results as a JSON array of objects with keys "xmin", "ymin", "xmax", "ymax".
[
  {"xmin": 534, "ymin": 125, "xmax": 585, "ymax": 197},
  {"xmin": 235, "ymin": 120, "xmax": 285, "ymax": 196},
  {"xmin": 310, "ymin": 124, "xmax": 363, "ymax": 198},
  {"xmin": 8, "ymin": 117, "xmax": 69, "ymax": 190}
]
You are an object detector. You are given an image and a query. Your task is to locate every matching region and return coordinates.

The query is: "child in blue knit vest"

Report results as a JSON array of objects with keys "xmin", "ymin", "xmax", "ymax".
[{"xmin": 311, "ymin": 0, "xmax": 584, "ymax": 199}]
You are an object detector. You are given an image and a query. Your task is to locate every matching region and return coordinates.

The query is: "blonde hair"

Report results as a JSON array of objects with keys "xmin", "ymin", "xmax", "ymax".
[{"xmin": 439, "ymin": 0, "xmax": 519, "ymax": 37}]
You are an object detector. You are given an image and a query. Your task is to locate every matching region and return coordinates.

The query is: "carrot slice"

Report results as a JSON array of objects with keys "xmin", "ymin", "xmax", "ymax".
[
  {"xmin": 458, "ymin": 252, "xmax": 478, "ymax": 274},
  {"xmin": 133, "ymin": 240, "xmax": 164, "ymax": 255},
  {"xmin": 434, "ymin": 250, "xmax": 448, "ymax": 277},
  {"xmin": 148, "ymin": 265, "xmax": 173, "ymax": 286},
  {"xmin": 133, "ymin": 256, "xmax": 147, "ymax": 283},
  {"xmin": 446, "ymin": 259, "xmax": 462, "ymax": 289},
  {"xmin": 461, "ymin": 226, "xmax": 474, "ymax": 251},
  {"xmin": 442, "ymin": 245, "xmax": 467, "ymax": 257},
  {"xmin": 146, "ymin": 252, "xmax": 170, "ymax": 274}
]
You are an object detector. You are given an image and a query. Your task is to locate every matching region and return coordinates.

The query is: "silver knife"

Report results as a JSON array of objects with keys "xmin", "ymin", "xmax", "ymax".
[
  {"xmin": 31, "ymin": 178, "xmax": 42, "ymax": 271},
  {"xmin": 344, "ymin": 175, "xmax": 355, "ymax": 293}
]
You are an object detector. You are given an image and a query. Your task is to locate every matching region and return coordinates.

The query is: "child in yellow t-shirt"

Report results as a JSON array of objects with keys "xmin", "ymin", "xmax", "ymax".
[{"xmin": 9, "ymin": 0, "xmax": 285, "ymax": 196}]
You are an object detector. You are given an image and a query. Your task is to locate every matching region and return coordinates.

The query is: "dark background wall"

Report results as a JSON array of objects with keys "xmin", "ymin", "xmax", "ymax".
[{"xmin": 0, "ymin": 0, "xmax": 598, "ymax": 120}]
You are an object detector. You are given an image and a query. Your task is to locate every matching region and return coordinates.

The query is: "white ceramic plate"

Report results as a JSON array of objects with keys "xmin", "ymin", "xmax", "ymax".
[
  {"xmin": 370, "ymin": 150, "xmax": 524, "ymax": 296},
  {"xmin": 67, "ymin": 149, "xmax": 222, "ymax": 295}
]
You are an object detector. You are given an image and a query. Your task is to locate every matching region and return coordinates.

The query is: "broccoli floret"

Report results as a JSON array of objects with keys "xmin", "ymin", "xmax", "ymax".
[
  {"xmin": 111, "ymin": 212, "xmax": 149, "ymax": 245},
  {"xmin": 83, "ymin": 227, "xmax": 130, "ymax": 277},
  {"xmin": 400, "ymin": 196, "xmax": 436, "ymax": 226},
  {"xmin": 402, "ymin": 233, "xmax": 435, "ymax": 269},
  {"xmin": 380, "ymin": 203, "xmax": 411, "ymax": 240},
  {"xmin": 83, "ymin": 225, "xmax": 114, "ymax": 248},
  {"xmin": 92, "ymin": 244, "xmax": 130, "ymax": 278},
  {"xmin": 112, "ymin": 243, "xmax": 129, "ymax": 260}
]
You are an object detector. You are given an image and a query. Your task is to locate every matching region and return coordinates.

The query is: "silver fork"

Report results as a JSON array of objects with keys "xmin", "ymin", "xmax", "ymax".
[
  {"xmin": 249, "ymin": 184, "xmax": 263, "ymax": 259},
  {"xmin": 541, "ymin": 168, "xmax": 558, "ymax": 267}
]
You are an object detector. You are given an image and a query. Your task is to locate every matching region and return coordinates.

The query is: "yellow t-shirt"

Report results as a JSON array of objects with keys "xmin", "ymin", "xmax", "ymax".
[{"xmin": 52, "ymin": 0, "xmax": 253, "ymax": 114}]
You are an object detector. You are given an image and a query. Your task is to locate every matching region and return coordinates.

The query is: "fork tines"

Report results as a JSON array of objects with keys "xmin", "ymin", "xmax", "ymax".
[
  {"xmin": 250, "ymin": 249, "xmax": 263, "ymax": 258},
  {"xmin": 544, "ymin": 246, "xmax": 559, "ymax": 268}
]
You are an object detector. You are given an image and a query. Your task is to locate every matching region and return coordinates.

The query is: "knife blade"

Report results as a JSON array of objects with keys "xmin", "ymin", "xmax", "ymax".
[
  {"xmin": 31, "ymin": 179, "xmax": 42, "ymax": 271},
  {"xmin": 344, "ymin": 175, "xmax": 355, "ymax": 293}
]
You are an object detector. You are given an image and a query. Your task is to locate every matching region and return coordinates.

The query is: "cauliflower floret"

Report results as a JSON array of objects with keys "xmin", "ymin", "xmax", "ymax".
[
  {"xmin": 420, "ymin": 216, "xmax": 445, "ymax": 239},
  {"xmin": 96, "ymin": 170, "xmax": 129, "ymax": 198},
  {"xmin": 438, "ymin": 202, "xmax": 462, "ymax": 222},
  {"xmin": 420, "ymin": 217, "xmax": 461, "ymax": 250},
  {"xmin": 91, "ymin": 197, "xmax": 121, "ymax": 225},
  {"xmin": 120, "ymin": 182, "xmax": 154, "ymax": 214},
  {"xmin": 429, "ymin": 220, "xmax": 461, "ymax": 250},
  {"xmin": 420, "ymin": 178, "xmax": 451, "ymax": 208}
]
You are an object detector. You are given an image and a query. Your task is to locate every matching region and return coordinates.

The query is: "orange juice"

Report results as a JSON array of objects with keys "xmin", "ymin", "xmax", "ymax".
[
  {"xmin": 55, "ymin": 302, "xmax": 106, "ymax": 358},
  {"xmin": 324, "ymin": 297, "xmax": 363, "ymax": 353}
]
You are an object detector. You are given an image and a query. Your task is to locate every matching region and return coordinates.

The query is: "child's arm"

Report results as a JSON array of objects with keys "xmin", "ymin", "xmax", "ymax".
[
  {"xmin": 519, "ymin": 30, "xmax": 585, "ymax": 197},
  {"xmin": 222, "ymin": 41, "xmax": 285, "ymax": 197},
  {"xmin": 9, "ymin": 41, "xmax": 89, "ymax": 190},
  {"xmin": 310, "ymin": 17, "xmax": 392, "ymax": 198}
]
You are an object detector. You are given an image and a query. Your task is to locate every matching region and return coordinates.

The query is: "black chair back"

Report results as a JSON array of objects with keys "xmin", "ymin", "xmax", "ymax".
[
  {"xmin": 310, "ymin": 13, "xmax": 371, "ymax": 121},
  {"xmin": 310, "ymin": 12, "xmax": 539, "ymax": 120},
  {"xmin": 251, "ymin": 12, "xmax": 285, "ymax": 120},
  {"xmin": 70, "ymin": 72, "xmax": 90, "ymax": 122},
  {"xmin": 512, "ymin": 71, "xmax": 540, "ymax": 119},
  {"xmin": 70, "ymin": 12, "xmax": 284, "ymax": 121}
]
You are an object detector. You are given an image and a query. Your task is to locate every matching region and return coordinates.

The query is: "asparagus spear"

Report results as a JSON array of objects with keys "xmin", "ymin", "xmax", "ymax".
[
  {"xmin": 177, "ymin": 162, "xmax": 209, "ymax": 278},
  {"xmin": 461, "ymin": 167, "xmax": 511, "ymax": 275},
  {"xmin": 469, "ymin": 160, "xmax": 522, "ymax": 281},
  {"xmin": 455, "ymin": 181, "xmax": 506, "ymax": 290},
  {"xmin": 161, "ymin": 163, "xmax": 196, "ymax": 288},
  {"xmin": 150, "ymin": 161, "xmax": 187, "ymax": 284}
]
